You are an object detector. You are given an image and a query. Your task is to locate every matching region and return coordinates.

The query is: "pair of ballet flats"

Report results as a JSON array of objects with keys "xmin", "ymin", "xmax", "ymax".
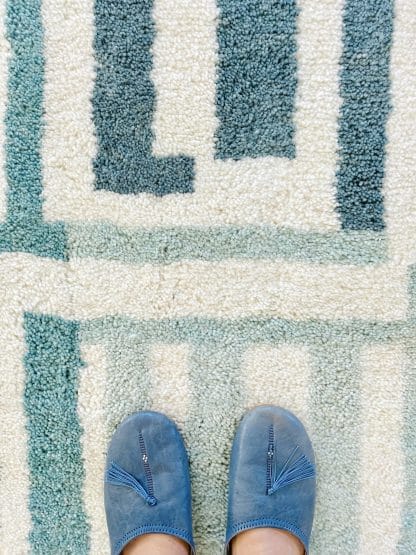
[{"xmin": 105, "ymin": 405, "xmax": 316, "ymax": 555}]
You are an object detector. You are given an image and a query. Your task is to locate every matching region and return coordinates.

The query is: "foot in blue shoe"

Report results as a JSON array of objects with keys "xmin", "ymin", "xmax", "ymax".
[
  {"xmin": 225, "ymin": 406, "xmax": 316, "ymax": 554},
  {"xmin": 104, "ymin": 411, "xmax": 195, "ymax": 555}
]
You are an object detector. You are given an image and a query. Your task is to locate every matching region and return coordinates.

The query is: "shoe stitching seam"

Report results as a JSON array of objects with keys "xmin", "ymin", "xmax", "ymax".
[{"xmin": 227, "ymin": 518, "xmax": 308, "ymax": 549}]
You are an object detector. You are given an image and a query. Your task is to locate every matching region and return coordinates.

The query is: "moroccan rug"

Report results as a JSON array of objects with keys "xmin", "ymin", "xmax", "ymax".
[{"xmin": 1, "ymin": 0, "xmax": 415, "ymax": 553}]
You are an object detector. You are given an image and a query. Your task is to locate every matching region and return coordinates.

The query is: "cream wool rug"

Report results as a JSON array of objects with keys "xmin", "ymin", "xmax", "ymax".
[{"xmin": 0, "ymin": 0, "xmax": 415, "ymax": 553}]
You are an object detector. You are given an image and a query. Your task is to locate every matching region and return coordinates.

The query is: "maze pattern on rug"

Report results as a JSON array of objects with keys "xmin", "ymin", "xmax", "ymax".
[{"xmin": 0, "ymin": 0, "xmax": 415, "ymax": 553}]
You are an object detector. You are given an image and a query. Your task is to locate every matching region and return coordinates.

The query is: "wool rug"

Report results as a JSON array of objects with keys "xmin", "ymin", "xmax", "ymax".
[{"xmin": 0, "ymin": 0, "xmax": 415, "ymax": 553}]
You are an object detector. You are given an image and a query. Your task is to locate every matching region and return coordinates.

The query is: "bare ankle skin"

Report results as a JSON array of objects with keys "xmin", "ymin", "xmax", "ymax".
[
  {"xmin": 122, "ymin": 533, "xmax": 190, "ymax": 555},
  {"xmin": 231, "ymin": 528, "xmax": 305, "ymax": 555}
]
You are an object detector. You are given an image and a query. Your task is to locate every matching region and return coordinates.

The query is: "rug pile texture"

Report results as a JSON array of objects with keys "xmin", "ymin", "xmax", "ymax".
[{"xmin": 1, "ymin": 0, "xmax": 415, "ymax": 553}]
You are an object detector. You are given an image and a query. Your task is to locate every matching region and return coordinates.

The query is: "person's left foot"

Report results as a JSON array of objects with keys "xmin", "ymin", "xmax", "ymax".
[{"xmin": 104, "ymin": 411, "xmax": 195, "ymax": 555}]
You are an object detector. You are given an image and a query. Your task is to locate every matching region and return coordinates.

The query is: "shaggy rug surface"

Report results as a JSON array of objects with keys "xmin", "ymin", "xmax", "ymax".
[{"xmin": 1, "ymin": 0, "xmax": 415, "ymax": 553}]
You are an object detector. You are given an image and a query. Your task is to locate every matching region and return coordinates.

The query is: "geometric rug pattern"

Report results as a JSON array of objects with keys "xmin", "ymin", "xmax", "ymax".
[{"xmin": 1, "ymin": 0, "xmax": 415, "ymax": 553}]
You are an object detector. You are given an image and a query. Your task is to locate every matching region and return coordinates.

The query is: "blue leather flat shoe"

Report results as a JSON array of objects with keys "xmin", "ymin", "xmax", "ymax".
[
  {"xmin": 104, "ymin": 411, "xmax": 195, "ymax": 555},
  {"xmin": 225, "ymin": 406, "xmax": 316, "ymax": 554}
]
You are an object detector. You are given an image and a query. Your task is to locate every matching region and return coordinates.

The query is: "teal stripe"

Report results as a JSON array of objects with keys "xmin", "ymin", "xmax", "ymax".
[
  {"xmin": 399, "ymin": 342, "xmax": 416, "ymax": 554},
  {"xmin": 399, "ymin": 269, "xmax": 416, "ymax": 552},
  {"xmin": 1, "ymin": 0, "xmax": 67, "ymax": 259},
  {"xmin": 23, "ymin": 312, "xmax": 89, "ymax": 554},
  {"xmin": 80, "ymin": 317, "xmax": 416, "ymax": 347},
  {"xmin": 186, "ymin": 341, "xmax": 244, "ymax": 553},
  {"xmin": 93, "ymin": 0, "xmax": 194, "ymax": 196},
  {"xmin": 104, "ymin": 339, "xmax": 150, "ymax": 439},
  {"xmin": 309, "ymin": 343, "xmax": 361, "ymax": 554},
  {"xmin": 336, "ymin": 0, "xmax": 394, "ymax": 230},
  {"xmin": 409, "ymin": 266, "xmax": 416, "ymax": 318},
  {"xmin": 215, "ymin": 0, "xmax": 298, "ymax": 160},
  {"xmin": 68, "ymin": 223, "xmax": 387, "ymax": 265}
]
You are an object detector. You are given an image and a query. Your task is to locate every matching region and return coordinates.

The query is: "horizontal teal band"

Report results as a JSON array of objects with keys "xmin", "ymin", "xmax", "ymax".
[
  {"xmin": 80, "ymin": 316, "xmax": 416, "ymax": 346},
  {"xmin": 68, "ymin": 223, "xmax": 387, "ymax": 265}
]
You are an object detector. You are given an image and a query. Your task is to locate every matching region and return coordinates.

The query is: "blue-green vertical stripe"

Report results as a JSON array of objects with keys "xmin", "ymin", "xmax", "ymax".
[
  {"xmin": 336, "ymin": 0, "xmax": 394, "ymax": 230},
  {"xmin": 93, "ymin": 0, "xmax": 194, "ymax": 196},
  {"xmin": 399, "ymin": 342, "xmax": 416, "ymax": 554},
  {"xmin": 0, "ymin": 0, "xmax": 67, "ymax": 259},
  {"xmin": 186, "ymin": 341, "xmax": 244, "ymax": 552},
  {"xmin": 309, "ymin": 343, "xmax": 361, "ymax": 554},
  {"xmin": 215, "ymin": 0, "xmax": 298, "ymax": 160},
  {"xmin": 409, "ymin": 266, "xmax": 416, "ymax": 318},
  {"xmin": 24, "ymin": 313, "xmax": 89, "ymax": 554},
  {"xmin": 399, "ymin": 269, "xmax": 416, "ymax": 553},
  {"xmin": 105, "ymin": 339, "xmax": 151, "ymax": 438}
]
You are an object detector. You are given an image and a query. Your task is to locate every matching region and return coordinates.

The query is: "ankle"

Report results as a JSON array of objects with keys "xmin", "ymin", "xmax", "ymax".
[
  {"xmin": 231, "ymin": 528, "xmax": 304, "ymax": 555},
  {"xmin": 123, "ymin": 533, "xmax": 190, "ymax": 555}
]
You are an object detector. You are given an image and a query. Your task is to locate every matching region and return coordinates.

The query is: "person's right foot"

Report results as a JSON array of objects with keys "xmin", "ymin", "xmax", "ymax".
[{"xmin": 225, "ymin": 406, "xmax": 316, "ymax": 554}]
